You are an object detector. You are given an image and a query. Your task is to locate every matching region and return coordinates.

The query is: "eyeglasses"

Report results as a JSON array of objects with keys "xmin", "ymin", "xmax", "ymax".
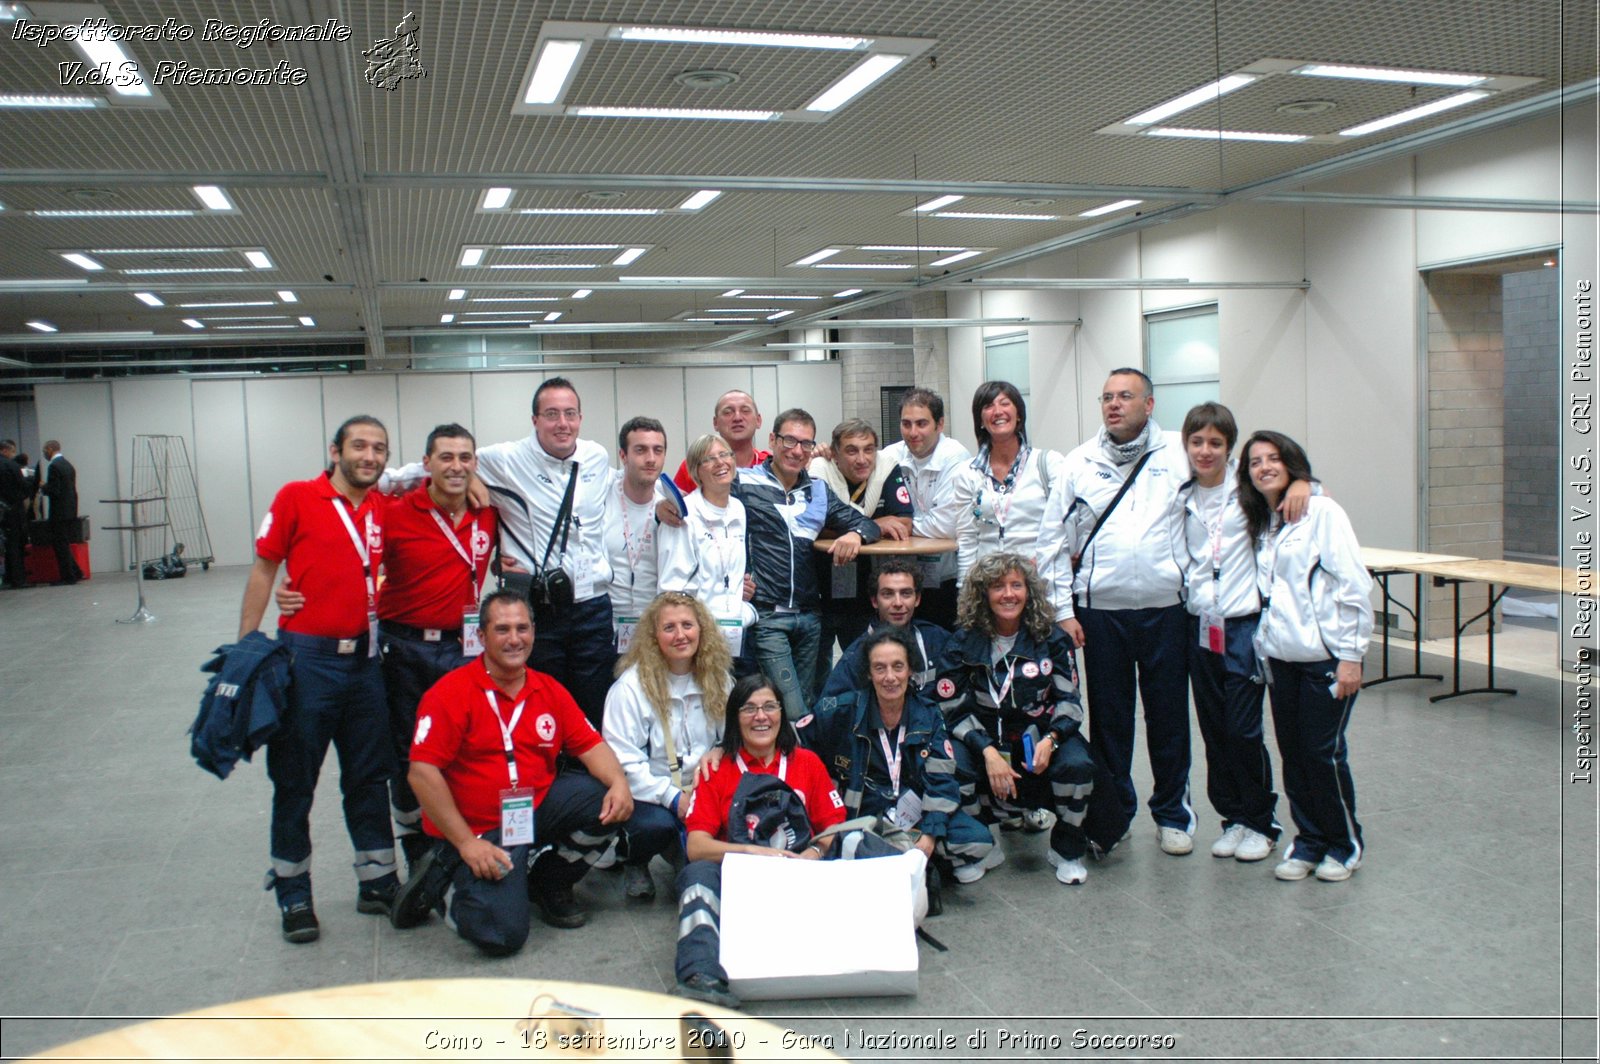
[
  {"xmin": 697, "ymin": 450, "xmax": 735, "ymax": 465},
  {"xmin": 537, "ymin": 407, "xmax": 581, "ymax": 422},
  {"xmin": 773, "ymin": 433, "xmax": 818, "ymax": 454},
  {"xmin": 738, "ymin": 700, "xmax": 783, "ymax": 717},
  {"xmin": 1099, "ymin": 391, "xmax": 1141, "ymax": 404}
]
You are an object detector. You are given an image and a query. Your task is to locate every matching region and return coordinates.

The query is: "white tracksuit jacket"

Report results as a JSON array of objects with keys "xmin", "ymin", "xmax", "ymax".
[{"xmin": 1253, "ymin": 496, "xmax": 1373, "ymax": 664}]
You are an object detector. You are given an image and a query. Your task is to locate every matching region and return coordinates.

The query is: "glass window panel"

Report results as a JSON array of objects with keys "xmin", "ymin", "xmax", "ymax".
[{"xmin": 984, "ymin": 333, "xmax": 1030, "ymax": 398}]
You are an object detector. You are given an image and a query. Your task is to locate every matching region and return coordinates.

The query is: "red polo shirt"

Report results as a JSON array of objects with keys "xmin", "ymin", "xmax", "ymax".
[
  {"xmin": 256, "ymin": 472, "xmax": 382, "ymax": 638},
  {"xmin": 684, "ymin": 745, "xmax": 846, "ymax": 841},
  {"xmin": 672, "ymin": 449, "xmax": 771, "ymax": 494},
  {"xmin": 376, "ymin": 486, "xmax": 498, "ymax": 628},
  {"xmin": 410, "ymin": 660, "xmax": 602, "ymax": 838}
]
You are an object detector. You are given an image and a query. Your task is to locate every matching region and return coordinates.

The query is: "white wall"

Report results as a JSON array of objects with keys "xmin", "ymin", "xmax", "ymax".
[{"xmin": 30, "ymin": 362, "xmax": 842, "ymax": 572}]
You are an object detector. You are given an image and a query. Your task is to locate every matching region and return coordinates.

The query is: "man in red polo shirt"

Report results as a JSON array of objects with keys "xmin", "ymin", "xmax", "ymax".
[
  {"xmin": 239, "ymin": 414, "xmax": 399, "ymax": 944},
  {"xmin": 391, "ymin": 590, "xmax": 633, "ymax": 954},
  {"xmin": 671, "ymin": 389, "xmax": 770, "ymax": 493},
  {"xmin": 282, "ymin": 423, "xmax": 501, "ymax": 871}
]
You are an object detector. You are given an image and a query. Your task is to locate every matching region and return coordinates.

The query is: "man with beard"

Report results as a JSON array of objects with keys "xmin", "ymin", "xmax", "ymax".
[{"xmin": 239, "ymin": 415, "xmax": 400, "ymax": 943}]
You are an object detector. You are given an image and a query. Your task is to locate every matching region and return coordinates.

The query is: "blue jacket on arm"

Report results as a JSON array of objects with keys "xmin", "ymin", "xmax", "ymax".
[{"xmin": 189, "ymin": 631, "xmax": 292, "ymax": 779}]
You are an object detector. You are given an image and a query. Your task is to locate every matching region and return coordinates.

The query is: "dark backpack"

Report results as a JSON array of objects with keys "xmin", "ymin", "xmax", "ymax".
[{"xmin": 726, "ymin": 771, "xmax": 813, "ymax": 853}]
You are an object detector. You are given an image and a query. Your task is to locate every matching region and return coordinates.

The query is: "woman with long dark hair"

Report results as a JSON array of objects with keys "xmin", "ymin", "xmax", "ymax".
[
  {"xmin": 954, "ymin": 381, "xmax": 1062, "ymax": 583},
  {"xmin": 1239, "ymin": 431, "xmax": 1373, "ymax": 883}
]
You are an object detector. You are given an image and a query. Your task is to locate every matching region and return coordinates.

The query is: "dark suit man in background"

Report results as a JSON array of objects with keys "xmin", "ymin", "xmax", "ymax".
[
  {"xmin": 0, "ymin": 440, "xmax": 29, "ymax": 589},
  {"xmin": 39, "ymin": 440, "xmax": 84, "ymax": 585}
]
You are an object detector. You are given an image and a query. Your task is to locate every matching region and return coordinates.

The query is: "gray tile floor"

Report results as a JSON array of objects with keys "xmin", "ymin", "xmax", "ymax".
[{"xmin": 1, "ymin": 567, "xmax": 1595, "ymax": 1062}]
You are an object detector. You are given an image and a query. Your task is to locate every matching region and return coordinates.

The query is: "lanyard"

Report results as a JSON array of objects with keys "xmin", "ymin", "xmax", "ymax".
[
  {"xmin": 976, "ymin": 445, "xmax": 1029, "ymax": 542},
  {"xmin": 428, "ymin": 508, "xmax": 481, "ymax": 604},
  {"xmin": 619, "ymin": 490, "xmax": 654, "ymax": 587},
  {"xmin": 331, "ymin": 500, "xmax": 376, "ymax": 605},
  {"xmin": 987, "ymin": 655, "xmax": 1017, "ymax": 710},
  {"xmin": 735, "ymin": 751, "xmax": 787, "ymax": 783},
  {"xmin": 1205, "ymin": 498, "xmax": 1227, "ymax": 611},
  {"xmin": 877, "ymin": 723, "xmax": 906, "ymax": 797},
  {"xmin": 483, "ymin": 689, "xmax": 527, "ymax": 789}
]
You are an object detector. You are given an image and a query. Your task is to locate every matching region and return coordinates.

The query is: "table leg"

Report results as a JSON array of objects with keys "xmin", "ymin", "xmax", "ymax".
[
  {"xmin": 1430, "ymin": 579, "xmax": 1516, "ymax": 702},
  {"xmin": 1363, "ymin": 569, "xmax": 1442, "ymax": 689}
]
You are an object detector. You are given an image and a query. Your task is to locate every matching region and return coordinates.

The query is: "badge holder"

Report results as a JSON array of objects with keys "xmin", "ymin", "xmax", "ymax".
[
  {"xmin": 500, "ymin": 787, "xmax": 536, "ymax": 846},
  {"xmin": 1199, "ymin": 610, "xmax": 1225, "ymax": 654},
  {"xmin": 717, "ymin": 618, "xmax": 745, "ymax": 658},
  {"xmin": 614, "ymin": 615, "xmax": 640, "ymax": 655},
  {"xmin": 462, "ymin": 608, "xmax": 483, "ymax": 656}
]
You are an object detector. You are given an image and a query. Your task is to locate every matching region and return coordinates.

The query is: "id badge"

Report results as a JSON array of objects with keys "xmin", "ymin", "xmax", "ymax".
[
  {"xmin": 614, "ymin": 615, "xmax": 639, "ymax": 655},
  {"xmin": 573, "ymin": 566, "xmax": 595, "ymax": 603},
  {"xmin": 894, "ymin": 789, "xmax": 923, "ymax": 828},
  {"xmin": 718, "ymin": 618, "xmax": 745, "ymax": 658},
  {"xmin": 919, "ymin": 556, "xmax": 942, "ymax": 588},
  {"xmin": 367, "ymin": 610, "xmax": 380, "ymax": 659},
  {"xmin": 830, "ymin": 559, "xmax": 857, "ymax": 599},
  {"xmin": 461, "ymin": 608, "xmax": 483, "ymax": 657},
  {"xmin": 1200, "ymin": 610, "xmax": 1225, "ymax": 654},
  {"xmin": 500, "ymin": 787, "xmax": 536, "ymax": 846}
]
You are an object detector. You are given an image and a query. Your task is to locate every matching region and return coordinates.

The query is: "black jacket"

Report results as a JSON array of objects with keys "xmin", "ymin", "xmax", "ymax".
[
  {"xmin": 934, "ymin": 625, "xmax": 1086, "ymax": 757},
  {"xmin": 40, "ymin": 455, "xmax": 78, "ymax": 521},
  {"xmin": 733, "ymin": 458, "xmax": 881, "ymax": 610}
]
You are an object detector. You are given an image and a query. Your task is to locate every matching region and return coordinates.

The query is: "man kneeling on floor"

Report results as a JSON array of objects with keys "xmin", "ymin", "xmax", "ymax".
[{"xmin": 391, "ymin": 590, "xmax": 633, "ymax": 955}]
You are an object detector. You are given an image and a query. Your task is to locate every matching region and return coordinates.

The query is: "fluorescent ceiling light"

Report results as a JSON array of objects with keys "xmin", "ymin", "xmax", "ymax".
[
  {"xmin": 183, "ymin": 319, "xmax": 204, "ymax": 329},
  {"xmin": 244, "ymin": 250, "xmax": 274, "ymax": 268},
  {"xmin": 121, "ymin": 267, "xmax": 246, "ymax": 275},
  {"xmin": 133, "ymin": 292, "xmax": 163, "ymax": 307},
  {"xmin": 0, "ymin": 94, "xmax": 100, "ymax": 108},
  {"xmin": 796, "ymin": 248, "xmax": 841, "ymax": 266},
  {"xmin": 179, "ymin": 301, "xmax": 274, "ymax": 308},
  {"xmin": 709, "ymin": 307, "xmax": 782, "ymax": 313},
  {"xmin": 460, "ymin": 248, "xmax": 485, "ymax": 266},
  {"xmin": 1079, "ymin": 199, "xmax": 1143, "ymax": 218},
  {"xmin": 611, "ymin": 247, "xmax": 648, "ymax": 266},
  {"xmin": 806, "ymin": 54, "xmax": 905, "ymax": 112},
  {"xmin": 482, "ymin": 187, "xmax": 514, "ymax": 210},
  {"xmin": 447, "ymin": 289, "xmax": 466, "ymax": 300},
  {"xmin": 33, "ymin": 209, "xmax": 193, "ymax": 218},
  {"xmin": 833, "ymin": 288, "xmax": 863, "ymax": 298},
  {"xmin": 912, "ymin": 195, "xmax": 964, "ymax": 212},
  {"xmin": 277, "ymin": 290, "xmax": 298, "ymax": 302},
  {"xmin": 69, "ymin": 30, "xmax": 149, "ymax": 97},
  {"xmin": 935, "ymin": 210, "xmax": 1060, "ymax": 220},
  {"xmin": 569, "ymin": 106, "xmax": 777, "ymax": 121},
  {"xmin": 470, "ymin": 296, "xmax": 559, "ymax": 303},
  {"xmin": 678, "ymin": 190, "xmax": 723, "ymax": 211},
  {"xmin": 608, "ymin": 26, "xmax": 870, "ymax": 50},
  {"xmin": 766, "ymin": 310, "xmax": 794, "ymax": 321},
  {"xmin": 1339, "ymin": 91, "xmax": 1491, "ymax": 136},
  {"xmin": 1293, "ymin": 62, "xmax": 1487, "ymax": 87},
  {"xmin": 192, "ymin": 185, "xmax": 235, "ymax": 211},
  {"xmin": 26, "ymin": 320, "xmax": 58, "ymax": 333},
  {"xmin": 517, "ymin": 207, "xmax": 662, "ymax": 216},
  {"xmin": 813, "ymin": 262, "xmax": 918, "ymax": 269},
  {"xmin": 485, "ymin": 263, "xmax": 600, "ymax": 270},
  {"xmin": 462, "ymin": 318, "xmax": 540, "ymax": 325},
  {"xmin": 202, "ymin": 315, "xmax": 289, "ymax": 322},
  {"xmin": 861, "ymin": 245, "xmax": 968, "ymax": 253},
  {"xmin": 298, "ymin": 316, "xmax": 315, "ymax": 327},
  {"xmin": 741, "ymin": 294, "xmax": 817, "ymax": 300},
  {"xmin": 720, "ymin": 289, "xmax": 745, "ymax": 297},
  {"xmin": 1125, "ymin": 74, "xmax": 1256, "ymax": 126},
  {"xmin": 90, "ymin": 247, "xmax": 230, "ymax": 254},
  {"xmin": 440, "ymin": 313, "xmax": 454, "ymax": 323},
  {"xmin": 1146, "ymin": 126, "xmax": 1309, "ymax": 143},
  {"xmin": 525, "ymin": 39, "xmax": 584, "ymax": 104},
  {"xmin": 686, "ymin": 316, "xmax": 755, "ymax": 322},
  {"xmin": 60, "ymin": 253, "xmax": 104, "ymax": 271},
  {"xmin": 502, "ymin": 244, "xmax": 621, "ymax": 250},
  {"xmin": 544, "ymin": 312, "xmax": 563, "ymax": 322},
  {"xmin": 572, "ymin": 289, "xmax": 593, "ymax": 299},
  {"xmin": 216, "ymin": 324, "xmax": 297, "ymax": 330},
  {"xmin": 929, "ymin": 249, "xmax": 982, "ymax": 267}
]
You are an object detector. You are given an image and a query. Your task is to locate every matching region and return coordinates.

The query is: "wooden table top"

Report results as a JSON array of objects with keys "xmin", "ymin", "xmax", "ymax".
[
  {"xmin": 1402, "ymin": 557, "xmax": 1587, "ymax": 596},
  {"xmin": 1360, "ymin": 547, "xmax": 1474, "ymax": 571},
  {"xmin": 32, "ymin": 978, "xmax": 845, "ymax": 1061},
  {"xmin": 813, "ymin": 535, "xmax": 956, "ymax": 557}
]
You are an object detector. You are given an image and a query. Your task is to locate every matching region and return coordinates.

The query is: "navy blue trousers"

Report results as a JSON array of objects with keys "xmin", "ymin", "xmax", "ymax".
[
  {"xmin": 528, "ymin": 594, "xmax": 618, "ymax": 729},
  {"xmin": 1267, "ymin": 658, "xmax": 1364, "ymax": 867},
  {"xmin": 380, "ymin": 627, "xmax": 470, "ymax": 857},
  {"xmin": 619, "ymin": 798, "xmax": 683, "ymax": 868},
  {"xmin": 1077, "ymin": 603, "xmax": 1194, "ymax": 832},
  {"xmin": 266, "ymin": 632, "xmax": 396, "ymax": 905},
  {"xmin": 951, "ymin": 731, "xmax": 1097, "ymax": 860},
  {"xmin": 1187, "ymin": 613, "xmax": 1280, "ymax": 839}
]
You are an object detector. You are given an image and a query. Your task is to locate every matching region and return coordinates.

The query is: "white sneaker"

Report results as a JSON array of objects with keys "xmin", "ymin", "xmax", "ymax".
[
  {"xmin": 1022, "ymin": 808, "xmax": 1055, "ymax": 832},
  {"xmin": 1314, "ymin": 855, "xmax": 1358, "ymax": 882},
  {"xmin": 1210, "ymin": 824, "xmax": 1246, "ymax": 858},
  {"xmin": 981, "ymin": 839, "xmax": 1006, "ymax": 870},
  {"xmin": 1234, "ymin": 829, "xmax": 1276, "ymax": 863},
  {"xmin": 1046, "ymin": 850, "xmax": 1088, "ymax": 884},
  {"xmin": 952, "ymin": 862, "xmax": 987, "ymax": 884},
  {"xmin": 1274, "ymin": 857, "xmax": 1316, "ymax": 881},
  {"xmin": 1158, "ymin": 827, "xmax": 1194, "ymax": 855}
]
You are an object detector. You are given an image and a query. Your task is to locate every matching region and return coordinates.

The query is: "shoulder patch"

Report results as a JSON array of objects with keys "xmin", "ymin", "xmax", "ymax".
[
  {"xmin": 1040, "ymin": 658, "xmax": 1053, "ymax": 676},
  {"xmin": 944, "ymin": 739, "xmax": 954, "ymax": 757},
  {"xmin": 935, "ymin": 677, "xmax": 956, "ymax": 699},
  {"xmin": 1021, "ymin": 661, "xmax": 1040, "ymax": 679},
  {"xmin": 896, "ymin": 484, "xmax": 911, "ymax": 505},
  {"xmin": 413, "ymin": 715, "xmax": 431, "ymax": 745},
  {"xmin": 795, "ymin": 713, "xmax": 814, "ymax": 728},
  {"xmin": 256, "ymin": 512, "xmax": 273, "ymax": 540}
]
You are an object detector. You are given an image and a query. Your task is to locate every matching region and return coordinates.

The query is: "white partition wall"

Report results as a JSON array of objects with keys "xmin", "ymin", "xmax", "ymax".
[{"xmin": 29, "ymin": 363, "xmax": 846, "ymax": 573}]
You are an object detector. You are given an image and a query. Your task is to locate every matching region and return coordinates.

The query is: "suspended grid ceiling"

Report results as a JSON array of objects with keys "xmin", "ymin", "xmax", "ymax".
[{"xmin": 0, "ymin": 0, "xmax": 1590, "ymax": 365}]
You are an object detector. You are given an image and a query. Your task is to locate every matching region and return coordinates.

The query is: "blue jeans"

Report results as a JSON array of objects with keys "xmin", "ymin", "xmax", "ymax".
[{"xmin": 749, "ymin": 607, "xmax": 822, "ymax": 720}]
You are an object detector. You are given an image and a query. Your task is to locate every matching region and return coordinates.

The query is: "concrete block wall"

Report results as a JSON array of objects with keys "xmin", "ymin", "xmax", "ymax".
[
  {"xmin": 1501, "ymin": 267, "xmax": 1560, "ymax": 560},
  {"xmin": 1425, "ymin": 271, "xmax": 1505, "ymax": 638}
]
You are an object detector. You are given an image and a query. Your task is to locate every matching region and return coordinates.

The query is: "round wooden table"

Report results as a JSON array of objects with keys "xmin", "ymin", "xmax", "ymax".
[
  {"xmin": 31, "ymin": 978, "xmax": 847, "ymax": 1061},
  {"xmin": 812, "ymin": 535, "xmax": 955, "ymax": 556}
]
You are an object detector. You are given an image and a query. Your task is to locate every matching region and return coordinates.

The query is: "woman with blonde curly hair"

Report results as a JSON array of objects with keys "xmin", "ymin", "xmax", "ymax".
[
  {"xmin": 932, "ymin": 551, "xmax": 1101, "ymax": 884},
  {"xmin": 601, "ymin": 591, "xmax": 732, "ymax": 900}
]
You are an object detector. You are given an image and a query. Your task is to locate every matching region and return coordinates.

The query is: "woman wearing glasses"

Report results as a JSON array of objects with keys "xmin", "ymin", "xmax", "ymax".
[
  {"xmin": 672, "ymin": 673, "xmax": 847, "ymax": 1009},
  {"xmin": 933, "ymin": 551, "xmax": 1102, "ymax": 885},
  {"xmin": 657, "ymin": 432, "xmax": 757, "ymax": 664},
  {"xmin": 1239, "ymin": 431, "xmax": 1372, "ymax": 883},
  {"xmin": 602, "ymin": 591, "xmax": 731, "ymax": 902},
  {"xmin": 954, "ymin": 381, "xmax": 1063, "ymax": 586}
]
